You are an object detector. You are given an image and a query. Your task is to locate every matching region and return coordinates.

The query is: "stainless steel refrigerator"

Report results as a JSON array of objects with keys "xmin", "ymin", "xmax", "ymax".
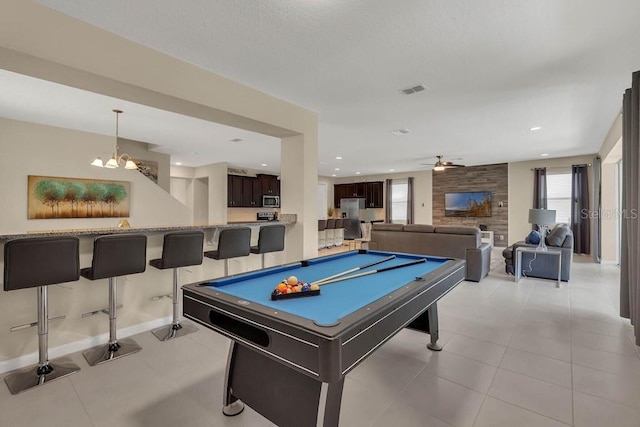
[{"xmin": 341, "ymin": 198, "xmax": 365, "ymax": 240}]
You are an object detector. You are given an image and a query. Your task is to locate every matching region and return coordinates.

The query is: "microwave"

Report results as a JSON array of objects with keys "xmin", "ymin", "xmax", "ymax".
[{"xmin": 262, "ymin": 195, "xmax": 280, "ymax": 208}]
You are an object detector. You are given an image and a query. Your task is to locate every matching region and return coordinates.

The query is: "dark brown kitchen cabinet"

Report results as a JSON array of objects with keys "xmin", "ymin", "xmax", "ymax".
[
  {"xmin": 228, "ymin": 175, "xmax": 244, "ymax": 207},
  {"xmin": 365, "ymin": 182, "xmax": 384, "ymax": 208},
  {"xmin": 259, "ymin": 174, "xmax": 280, "ymax": 196},
  {"xmin": 227, "ymin": 175, "xmax": 256, "ymax": 207},
  {"xmin": 334, "ymin": 181, "xmax": 384, "ymax": 209}
]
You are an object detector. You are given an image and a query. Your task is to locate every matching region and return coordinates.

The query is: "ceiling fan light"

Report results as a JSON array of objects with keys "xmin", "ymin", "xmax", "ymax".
[
  {"xmin": 434, "ymin": 165, "xmax": 445, "ymax": 171},
  {"xmin": 104, "ymin": 157, "xmax": 119, "ymax": 168},
  {"xmin": 90, "ymin": 157, "xmax": 104, "ymax": 167}
]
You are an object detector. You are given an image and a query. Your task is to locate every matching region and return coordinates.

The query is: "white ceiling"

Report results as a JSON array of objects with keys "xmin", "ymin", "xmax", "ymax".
[{"xmin": 7, "ymin": 1, "xmax": 640, "ymax": 176}]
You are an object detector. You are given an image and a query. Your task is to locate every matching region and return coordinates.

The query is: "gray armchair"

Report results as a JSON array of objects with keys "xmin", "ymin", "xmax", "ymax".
[{"xmin": 503, "ymin": 223, "xmax": 573, "ymax": 282}]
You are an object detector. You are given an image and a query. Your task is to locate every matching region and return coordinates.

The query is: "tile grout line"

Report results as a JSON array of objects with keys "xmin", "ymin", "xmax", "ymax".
[{"xmin": 67, "ymin": 376, "xmax": 98, "ymax": 427}]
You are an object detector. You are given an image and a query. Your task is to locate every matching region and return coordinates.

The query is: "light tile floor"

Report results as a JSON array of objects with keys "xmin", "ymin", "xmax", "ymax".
[{"xmin": 2, "ymin": 247, "xmax": 638, "ymax": 426}]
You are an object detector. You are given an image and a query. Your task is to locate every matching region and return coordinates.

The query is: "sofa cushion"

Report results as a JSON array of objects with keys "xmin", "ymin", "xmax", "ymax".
[
  {"xmin": 403, "ymin": 224, "xmax": 435, "ymax": 233},
  {"xmin": 525, "ymin": 230, "xmax": 541, "ymax": 245},
  {"xmin": 435, "ymin": 226, "xmax": 479, "ymax": 236},
  {"xmin": 502, "ymin": 246, "xmax": 513, "ymax": 259},
  {"xmin": 546, "ymin": 224, "xmax": 571, "ymax": 247},
  {"xmin": 372, "ymin": 223, "xmax": 404, "ymax": 232}
]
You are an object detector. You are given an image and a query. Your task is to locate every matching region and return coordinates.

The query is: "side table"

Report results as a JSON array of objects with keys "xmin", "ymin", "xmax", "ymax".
[{"xmin": 515, "ymin": 247, "xmax": 562, "ymax": 288}]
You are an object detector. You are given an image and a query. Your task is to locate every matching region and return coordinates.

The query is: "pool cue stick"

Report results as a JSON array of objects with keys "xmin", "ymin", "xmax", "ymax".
[
  {"xmin": 317, "ymin": 258, "xmax": 427, "ymax": 287},
  {"xmin": 311, "ymin": 255, "xmax": 396, "ymax": 286}
]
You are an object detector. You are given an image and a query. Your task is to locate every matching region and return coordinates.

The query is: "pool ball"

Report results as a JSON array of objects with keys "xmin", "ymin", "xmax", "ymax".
[{"xmin": 286, "ymin": 276, "xmax": 298, "ymax": 286}]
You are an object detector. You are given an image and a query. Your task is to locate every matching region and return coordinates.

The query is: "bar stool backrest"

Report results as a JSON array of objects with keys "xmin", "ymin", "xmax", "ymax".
[
  {"xmin": 256, "ymin": 225, "xmax": 285, "ymax": 254},
  {"xmin": 326, "ymin": 219, "xmax": 336, "ymax": 229},
  {"xmin": 4, "ymin": 236, "xmax": 80, "ymax": 290},
  {"xmin": 318, "ymin": 220, "xmax": 327, "ymax": 231},
  {"xmin": 89, "ymin": 234, "xmax": 147, "ymax": 280},
  {"xmin": 160, "ymin": 230, "xmax": 204, "ymax": 269},
  {"xmin": 334, "ymin": 219, "xmax": 343, "ymax": 228},
  {"xmin": 216, "ymin": 228, "xmax": 251, "ymax": 260}
]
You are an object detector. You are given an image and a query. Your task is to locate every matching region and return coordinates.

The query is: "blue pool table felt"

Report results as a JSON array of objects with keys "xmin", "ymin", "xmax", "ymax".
[{"xmin": 202, "ymin": 251, "xmax": 450, "ymax": 326}]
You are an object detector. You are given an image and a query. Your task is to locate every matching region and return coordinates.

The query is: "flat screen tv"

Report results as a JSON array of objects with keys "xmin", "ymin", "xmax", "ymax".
[{"xmin": 444, "ymin": 191, "xmax": 492, "ymax": 217}]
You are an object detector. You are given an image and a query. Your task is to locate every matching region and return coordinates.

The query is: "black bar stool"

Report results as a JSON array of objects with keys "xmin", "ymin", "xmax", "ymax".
[
  {"xmin": 250, "ymin": 224, "xmax": 285, "ymax": 269},
  {"xmin": 204, "ymin": 227, "xmax": 251, "ymax": 276},
  {"xmin": 81, "ymin": 234, "xmax": 147, "ymax": 366},
  {"xmin": 3, "ymin": 236, "xmax": 81, "ymax": 395},
  {"xmin": 149, "ymin": 230, "xmax": 204, "ymax": 341}
]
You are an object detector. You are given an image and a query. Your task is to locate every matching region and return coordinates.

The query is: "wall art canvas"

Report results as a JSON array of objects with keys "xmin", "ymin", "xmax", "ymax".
[
  {"xmin": 28, "ymin": 175, "xmax": 130, "ymax": 219},
  {"xmin": 135, "ymin": 159, "xmax": 159, "ymax": 184}
]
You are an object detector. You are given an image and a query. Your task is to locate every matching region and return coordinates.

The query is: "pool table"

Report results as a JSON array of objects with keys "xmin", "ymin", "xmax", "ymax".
[{"xmin": 182, "ymin": 249, "xmax": 465, "ymax": 427}]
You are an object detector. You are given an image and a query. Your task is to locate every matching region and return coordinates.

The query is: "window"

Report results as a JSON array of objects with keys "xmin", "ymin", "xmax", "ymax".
[
  {"xmin": 547, "ymin": 172, "xmax": 572, "ymax": 224},
  {"xmin": 391, "ymin": 179, "xmax": 408, "ymax": 224}
]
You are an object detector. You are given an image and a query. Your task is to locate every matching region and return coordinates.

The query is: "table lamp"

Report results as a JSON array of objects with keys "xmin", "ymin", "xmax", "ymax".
[{"xmin": 528, "ymin": 209, "xmax": 556, "ymax": 251}]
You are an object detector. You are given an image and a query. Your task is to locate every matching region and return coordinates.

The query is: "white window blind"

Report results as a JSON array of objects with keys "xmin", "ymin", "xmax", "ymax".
[
  {"xmin": 391, "ymin": 180, "xmax": 408, "ymax": 224},
  {"xmin": 547, "ymin": 172, "xmax": 572, "ymax": 224}
]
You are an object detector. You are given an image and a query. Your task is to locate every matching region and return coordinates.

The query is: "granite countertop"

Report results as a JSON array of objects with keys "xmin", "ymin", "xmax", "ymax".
[{"xmin": 0, "ymin": 214, "xmax": 296, "ymax": 241}]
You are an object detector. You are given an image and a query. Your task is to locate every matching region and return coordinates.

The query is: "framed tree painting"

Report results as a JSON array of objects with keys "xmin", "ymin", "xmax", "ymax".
[{"xmin": 28, "ymin": 175, "xmax": 131, "ymax": 219}]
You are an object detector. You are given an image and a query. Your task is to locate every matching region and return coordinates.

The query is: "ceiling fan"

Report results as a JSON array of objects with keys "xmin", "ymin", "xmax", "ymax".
[{"xmin": 421, "ymin": 155, "xmax": 465, "ymax": 171}]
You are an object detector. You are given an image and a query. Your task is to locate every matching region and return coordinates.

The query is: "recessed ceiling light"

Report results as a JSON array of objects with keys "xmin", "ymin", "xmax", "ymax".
[
  {"xmin": 392, "ymin": 129, "xmax": 411, "ymax": 136},
  {"xmin": 261, "ymin": 163, "xmax": 267, "ymax": 167},
  {"xmin": 389, "ymin": 169, "xmax": 395, "ymax": 172},
  {"xmin": 355, "ymin": 172, "xmax": 361, "ymax": 175},
  {"xmin": 529, "ymin": 126, "xmax": 542, "ymax": 131},
  {"xmin": 541, "ymin": 153, "xmax": 549, "ymax": 157},
  {"xmin": 335, "ymin": 168, "xmax": 340, "ymax": 171},
  {"xmin": 331, "ymin": 174, "xmax": 337, "ymax": 177},
  {"xmin": 175, "ymin": 162, "xmax": 182, "ymax": 166},
  {"xmin": 336, "ymin": 156, "xmax": 343, "ymax": 160}
]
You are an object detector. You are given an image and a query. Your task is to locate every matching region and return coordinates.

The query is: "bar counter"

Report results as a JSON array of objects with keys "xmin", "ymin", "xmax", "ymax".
[
  {"xmin": 0, "ymin": 214, "xmax": 297, "ymax": 241},
  {"xmin": 0, "ymin": 215, "xmax": 296, "ymax": 372}
]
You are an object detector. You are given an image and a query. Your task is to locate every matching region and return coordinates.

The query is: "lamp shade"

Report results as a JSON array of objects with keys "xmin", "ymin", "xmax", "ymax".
[
  {"xmin": 528, "ymin": 209, "xmax": 556, "ymax": 226},
  {"xmin": 90, "ymin": 157, "xmax": 104, "ymax": 167}
]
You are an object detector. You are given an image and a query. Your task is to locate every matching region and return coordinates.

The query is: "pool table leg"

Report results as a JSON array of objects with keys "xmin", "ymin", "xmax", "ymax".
[
  {"xmin": 222, "ymin": 341, "xmax": 245, "ymax": 416},
  {"xmin": 426, "ymin": 303, "xmax": 442, "ymax": 351}
]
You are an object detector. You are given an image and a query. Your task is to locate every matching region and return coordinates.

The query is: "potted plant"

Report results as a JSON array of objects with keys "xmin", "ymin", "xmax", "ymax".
[{"xmin": 327, "ymin": 206, "xmax": 335, "ymax": 218}]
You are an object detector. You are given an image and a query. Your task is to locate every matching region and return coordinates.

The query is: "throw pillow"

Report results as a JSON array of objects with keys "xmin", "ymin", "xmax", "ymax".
[
  {"xmin": 525, "ymin": 230, "xmax": 541, "ymax": 245},
  {"xmin": 546, "ymin": 224, "xmax": 571, "ymax": 247}
]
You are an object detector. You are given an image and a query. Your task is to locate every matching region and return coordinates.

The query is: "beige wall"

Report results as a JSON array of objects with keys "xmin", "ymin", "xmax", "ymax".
[
  {"xmin": 0, "ymin": 118, "xmax": 191, "ymax": 234},
  {"xmin": 1, "ymin": 0, "xmax": 319, "ymax": 259},
  {"xmin": 508, "ymin": 155, "xmax": 596, "ymax": 246}
]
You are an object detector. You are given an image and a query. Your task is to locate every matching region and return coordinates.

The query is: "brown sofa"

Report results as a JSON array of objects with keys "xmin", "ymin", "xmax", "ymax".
[{"xmin": 370, "ymin": 223, "xmax": 491, "ymax": 282}]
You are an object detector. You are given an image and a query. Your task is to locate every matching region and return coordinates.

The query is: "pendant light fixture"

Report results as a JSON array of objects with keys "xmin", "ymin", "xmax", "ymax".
[{"xmin": 91, "ymin": 109, "xmax": 138, "ymax": 170}]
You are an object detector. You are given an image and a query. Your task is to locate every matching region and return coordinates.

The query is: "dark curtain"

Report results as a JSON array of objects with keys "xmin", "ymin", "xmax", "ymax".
[
  {"xmin": 384, "ymin": 179, "xmax": 392, "ymax": 223},
  {"xmin": 407, "ymin": 177, "xmax": 414, "ymax": 224},
  {"xmin": 571, "ymin": 164, "xmax": 590, "ymax": 254},
  {"xmin": 533, "ymin": 168, "xmax": 547, "ymax": 230},
  {"xmin": 592, "ymin": 156, "xmax": 602, "ymax": 263},
  {"xmin": 621, "ymin": 71, "xmax": 640, "ymax": 346}
]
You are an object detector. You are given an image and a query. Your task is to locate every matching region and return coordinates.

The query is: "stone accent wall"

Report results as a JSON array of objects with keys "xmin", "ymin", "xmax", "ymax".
[{"xmin": 432, "ymin": 163, "xmax": 508, "ymax": 247}]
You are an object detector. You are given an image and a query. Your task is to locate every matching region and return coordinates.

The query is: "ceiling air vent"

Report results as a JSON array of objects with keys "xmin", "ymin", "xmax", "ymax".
[
  {"xmin": 229, "ymin": 138, "xmax": 243, "ymax": 142},
  {"xmin": 392, "ymin": 129, "xmax": 411, "ymax": 135},
  {"xmin": 401, "ymin": 85, "xmax": 426, "ymax": 95}
]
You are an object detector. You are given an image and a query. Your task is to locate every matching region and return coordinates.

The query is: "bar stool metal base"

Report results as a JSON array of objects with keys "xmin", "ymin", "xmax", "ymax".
[
  {"xmin": 223, "ymin": 400, "xmax": 245, "ymax": 416},
  {"xmin": 82, "ymin": 338, "xmax": 142, "ymax": 366},
  {"xmin": 152, "ymin": 322, "xmax": 198, "ymax": 341},
  {"xmin": 4, "ymin": 357, "xmax": 80, "ymax": 395}
]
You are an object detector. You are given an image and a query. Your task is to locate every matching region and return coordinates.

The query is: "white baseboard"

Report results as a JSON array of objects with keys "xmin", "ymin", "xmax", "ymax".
[{"xmin": 0, "ymin": 316, "xmax": 172, "ymax": 374}]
